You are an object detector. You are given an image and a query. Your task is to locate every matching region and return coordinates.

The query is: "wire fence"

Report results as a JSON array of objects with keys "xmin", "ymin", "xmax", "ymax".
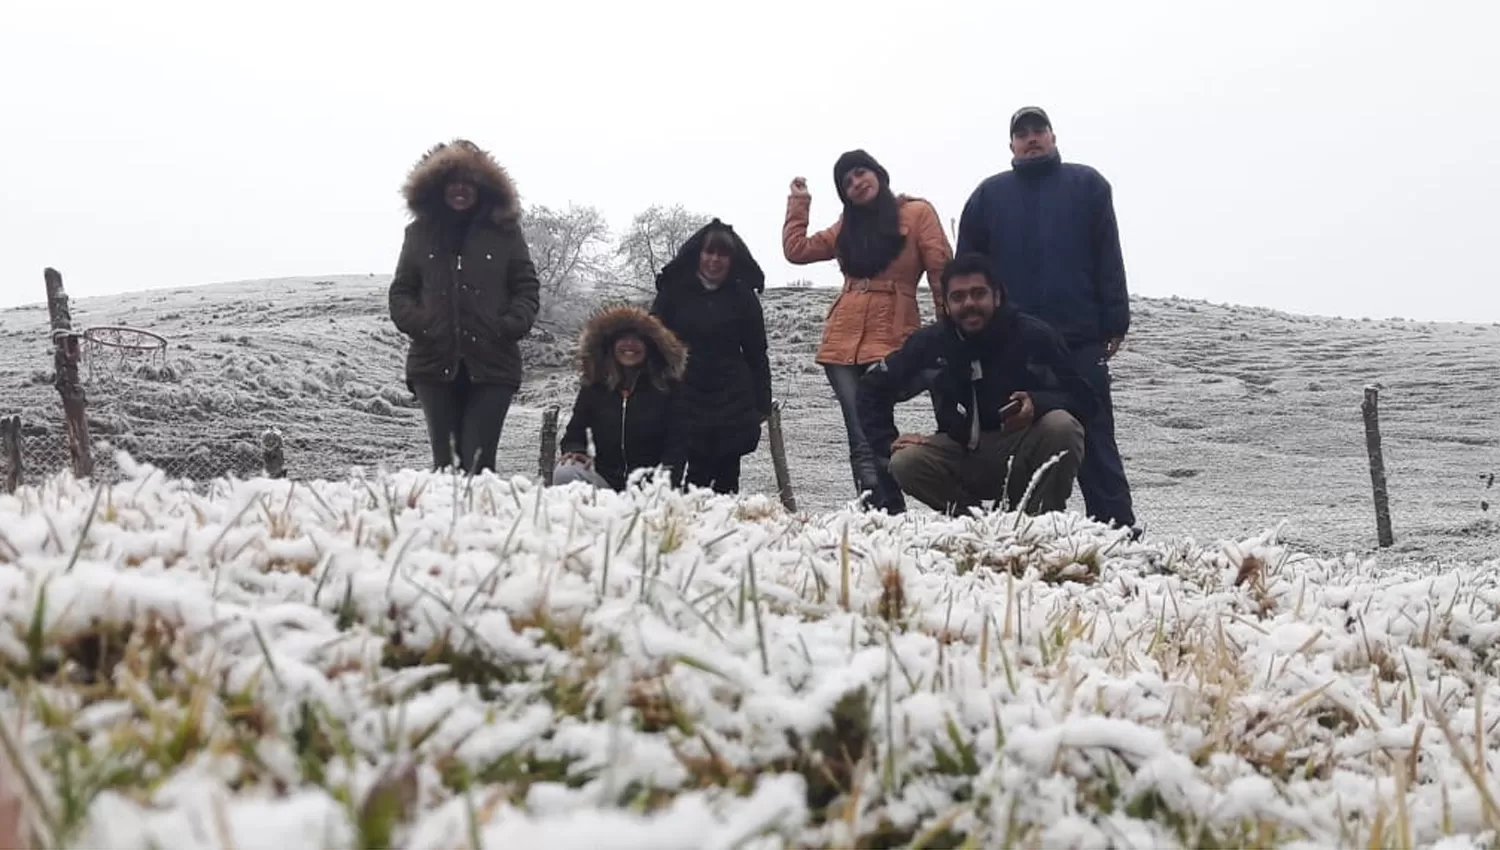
[
  {"xmin": 4, "ymin": 385, "xmax": 1491, "ymax": 563},
  {"xmin": 5, "ymin": 423, "xmax": 241, "ymax": 487},
  {"xmin": 0, "ymin": 401, "xmax": 548, "ymax": 493},
  {"xmin": 3, "ymin": 419, "xmax": 450, "ymax": 489},
  {"xmin": 14, "ymin": 431, "xmax": 266, "ymax": 487},
  {"xmin": 3, "ymin": 357, "xmax": 1489, "ymax": 565}
]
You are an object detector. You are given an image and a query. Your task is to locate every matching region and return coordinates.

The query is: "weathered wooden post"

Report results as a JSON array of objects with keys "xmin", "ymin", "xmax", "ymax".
[
  {"xmin": 538, "ymin": 406, "xmax": 559, "ymax": 485},
  {"xmin": 45, "ymin": 269, "xmax": 93, "ymax": 479},
  {"xmin": 1, "ymin": 416, "xmax": 21, "ymax": 494},
  {"xmin": 767, "ymin": 398, "xmax": 797, "ymax": 512},
  {"xmin": 1361, "ymin": 385, "xmax": 1394, "ymax": 547},
  {"xmin": 262, "ymin": 428, "xmax": 286, "ymax": 479}
]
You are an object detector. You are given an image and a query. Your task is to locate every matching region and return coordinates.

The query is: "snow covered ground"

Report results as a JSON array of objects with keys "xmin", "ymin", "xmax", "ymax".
[
  {"xmin": 0, "ymin": 277, "xmax": 1497, "ymax": 847},
  {"xmin": 1, "ymin": 461, "xmax": 1499, "ymax": 848},
  {"xmin": 0, "ymin": 275, "xmax": 1494, "ymax": 562}
]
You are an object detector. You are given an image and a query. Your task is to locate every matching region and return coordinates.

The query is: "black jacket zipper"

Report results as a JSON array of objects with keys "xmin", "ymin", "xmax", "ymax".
[{"xmin": 620, "ymin": 373, "xmax": 639, "ymax": 469}]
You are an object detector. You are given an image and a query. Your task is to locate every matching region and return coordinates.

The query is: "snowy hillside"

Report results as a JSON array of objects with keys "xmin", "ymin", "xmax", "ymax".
[
  {"xmin": 1, "ymin": 462, "xmax": 1498, "ymax": 848},
  {"xmin": 0, "ymin": 275, "xmax": 1495, "ymax": 563}
]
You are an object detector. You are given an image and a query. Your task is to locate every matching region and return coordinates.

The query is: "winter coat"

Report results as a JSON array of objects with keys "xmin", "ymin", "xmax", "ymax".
[
  {"xmin": 558, "ymin": 305, "xmax": 687, "ymax": 490},
  {"xmin": 650, "ymin": 220, "xmax": 772, "ymax": 461},
  {"xmin": 955, "ymin": 151, "xmax": 1129, "ymax": 347},
  {"xmin": 858, "ymin": 297, "xmax": 1098, "ymax": 461},
  {"xmin": 783, "ymin": 194, "xmax": 953, "ymax": 366},
  {"xmin": 388, "ymin": 139, "xmax": 541, "ymax": 389}
]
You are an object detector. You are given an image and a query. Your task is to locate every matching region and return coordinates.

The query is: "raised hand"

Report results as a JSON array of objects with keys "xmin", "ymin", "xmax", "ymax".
[{"xmin": 789, "ymin": 177, "xmax": 810, "ymax": 197}]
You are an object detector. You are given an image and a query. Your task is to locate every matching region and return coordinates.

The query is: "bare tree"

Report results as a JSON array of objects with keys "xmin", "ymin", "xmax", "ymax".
[
  {"xmin": 614, "ymin": 204, "xmax": 711, "ymax": 297},
  {"xmin": 521, "ymin": 203, "xmax": 613, "ymax": 331}
]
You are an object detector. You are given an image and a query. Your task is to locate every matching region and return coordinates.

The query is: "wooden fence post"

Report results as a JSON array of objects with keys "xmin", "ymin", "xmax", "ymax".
[
  {"xmin": 1, "ymin": 416, "xmax": 21, "ymax": 494},
  {"xmin": 538, "ymin": 406, "xmax": 559, "ymax": 485},
  {"xmin": 262, "ymin": 428, "xmax": 286, "ymax": 479},
  {"xmin": 45, "ymin": 268, "xmax": 92, "ymax": 479},
  {"xmin": 767, "ymin": 398, "xmax": 797, "ymax": 512},
  {"xmin": 1361, "ymin": 385, "xmax": 1394, "ymax": 547}
]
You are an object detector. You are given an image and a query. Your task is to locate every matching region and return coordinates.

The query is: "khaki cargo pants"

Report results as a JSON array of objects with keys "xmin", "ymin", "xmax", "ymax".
[{"xmin": 886, "ymin": 409, "xmax": 1085, "ymax": 516}]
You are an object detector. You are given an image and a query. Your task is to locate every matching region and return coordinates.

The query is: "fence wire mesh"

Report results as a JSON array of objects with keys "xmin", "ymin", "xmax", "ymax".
[
  {"xmin": 4, "ymin": 372, "xmax": 1488, "ymax": 565},
  {"xmin": 0, "ymin": 406, "xmax": 539, "ymax": 491},
  {"xmin": 14, "ymin": 431, "xmax": 267, "ymax": 486}
]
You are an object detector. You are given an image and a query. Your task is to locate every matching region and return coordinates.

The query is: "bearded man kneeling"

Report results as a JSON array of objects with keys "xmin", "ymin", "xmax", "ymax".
[{"xmin": 856, "ymin": 252, "xmax": 1097, "ymax": 516}]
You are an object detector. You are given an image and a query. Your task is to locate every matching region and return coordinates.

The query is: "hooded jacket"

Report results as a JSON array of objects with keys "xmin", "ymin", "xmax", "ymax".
[
  {"xmin": 857, "ymin": 283, "xmax": 1098, "ymax": 461},
  {"xmin": 955, "ymin": 150, "xmax": 1129, "ymax": 347},
  {"xmin": 388, "ymin": 139, "xmax": 541, "ymax": 388},
  {"xmin": 558, "ymin": 305, "xmax": 688, "ymax": 490},
  {"xmin": 649, "ymin": 219, "xmax": 772, "ymax": 461}
]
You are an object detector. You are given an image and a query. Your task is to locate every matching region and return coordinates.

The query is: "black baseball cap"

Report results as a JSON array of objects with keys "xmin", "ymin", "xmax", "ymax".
[{"xmin": 1009, "ymin": 106, "xmax": 1051, "ymax": 135}]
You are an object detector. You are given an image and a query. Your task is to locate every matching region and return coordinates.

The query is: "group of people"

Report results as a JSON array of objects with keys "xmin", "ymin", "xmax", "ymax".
[{"xmin": 386, "ymin": 106, "xmax": 1139, "ymax": 535}]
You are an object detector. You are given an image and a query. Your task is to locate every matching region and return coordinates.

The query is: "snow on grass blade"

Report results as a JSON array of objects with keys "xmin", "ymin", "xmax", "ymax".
[{"xmin": 0, "ymin": 459, "xmax": 1498, "ymax": 847}]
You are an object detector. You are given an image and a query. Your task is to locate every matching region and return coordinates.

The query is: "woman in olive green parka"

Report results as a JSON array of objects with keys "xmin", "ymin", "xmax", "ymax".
[{"xmin": 388, "ymin": 139, "xmax": 541, "ymax": 473}]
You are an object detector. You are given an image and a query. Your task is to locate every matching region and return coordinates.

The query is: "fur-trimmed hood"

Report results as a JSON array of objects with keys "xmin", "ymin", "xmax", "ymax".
[
  {"xmin": 654, "ymin": 218, "xmax": 765, "ymax": 294},
  {"xmin": 578, "ymin": 304, "xmax": 687, "ymax": 391},
  {"xmin": 402, "ymin": 139, "xmax": 521, "ymax": 226}
]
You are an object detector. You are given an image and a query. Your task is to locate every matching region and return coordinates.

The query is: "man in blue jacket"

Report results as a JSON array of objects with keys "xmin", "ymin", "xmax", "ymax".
[{"xmin": 956, "ymin": 106, "xmax": 1139, "ymax": 536}]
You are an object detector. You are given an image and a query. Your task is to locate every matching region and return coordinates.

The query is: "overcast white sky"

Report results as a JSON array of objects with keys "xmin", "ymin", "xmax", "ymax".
[{"xmin": 3, "ymin": 0, "xmax": 1497, "ymax": 323}]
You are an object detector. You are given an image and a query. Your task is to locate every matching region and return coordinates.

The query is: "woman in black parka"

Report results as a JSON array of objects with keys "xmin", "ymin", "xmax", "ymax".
[
  {"xmin": 649, "ymin": 219, "xmax": 772, "ymax": 494},
  {"xmin": 554, "ymin": 304, "xmax": 686, "ymax": 491}
]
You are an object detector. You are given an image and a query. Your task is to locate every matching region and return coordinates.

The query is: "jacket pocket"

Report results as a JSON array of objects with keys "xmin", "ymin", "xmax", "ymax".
[
  {"xmin": 856, "ymin": 293, "xmax": 895, "ymax": 355},
  {"xmin": 415, "ymin": 297, "xmax": 447, "ymax": 336},
  {"xmin": 409, "ymin": 295, "xmax": 444, "ymax": 340},
  {"xmin": 474, "ymin": 309, "xmax": 522, "ymax": 346},
  {"xmin": 818, "ymin": 293, "xmax": 844, "ymax": 347},
  {"xmin": 468, "ymin": 282, "xmax": 514, "ymax": 338}
]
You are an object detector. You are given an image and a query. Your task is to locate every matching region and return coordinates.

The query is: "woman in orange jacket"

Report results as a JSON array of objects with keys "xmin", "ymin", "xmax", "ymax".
[{"xmin": 783, "ymin": 149, "xmax": 952, "ymax": 511}]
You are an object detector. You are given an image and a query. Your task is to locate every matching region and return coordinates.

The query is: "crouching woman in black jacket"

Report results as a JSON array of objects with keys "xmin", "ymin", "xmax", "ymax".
[{"xmin": 554, "ymin": 305, "xmax": 687, "ymax": 490}]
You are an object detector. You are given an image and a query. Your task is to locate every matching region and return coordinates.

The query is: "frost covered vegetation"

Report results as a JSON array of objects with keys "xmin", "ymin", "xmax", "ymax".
[{"xmin": 3, "ymin": 457, "xmax": 1500, "ymax": 848}]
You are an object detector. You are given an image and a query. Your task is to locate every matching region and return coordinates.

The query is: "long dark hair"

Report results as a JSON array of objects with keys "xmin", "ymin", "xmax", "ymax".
[{"xmin": 835, "ymin": 186, "xmax": 906, "ymax": 280}]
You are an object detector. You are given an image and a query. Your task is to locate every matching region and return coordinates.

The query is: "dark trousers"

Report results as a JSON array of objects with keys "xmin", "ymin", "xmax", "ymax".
[
  {"xmin": 887, "ymin": 412, "xmax": 1085, "ymax": 516},
  {"xmin": 826, "ymin": 363, "xmax": 942, "ymax": 513},
  {"xmin": 1068, "ymin": 343, "xmax": 1136, "ymax": 528},
  {"xmin": 683, "ymin": 453, "xmax": 741, "ymax": 495},
  {"xmin": 411, "ymin": 362, "xmax": 516, "ymax": 474}
]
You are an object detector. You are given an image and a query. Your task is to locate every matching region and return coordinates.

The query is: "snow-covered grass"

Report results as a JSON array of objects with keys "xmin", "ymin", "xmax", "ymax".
[{"xmin": 3, "ymin": 455, "xmax": 1500, "ymax": 848}]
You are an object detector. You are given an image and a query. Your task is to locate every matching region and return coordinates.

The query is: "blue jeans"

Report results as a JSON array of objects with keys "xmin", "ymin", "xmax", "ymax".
[{"xmin": 825, "ymin": 363, "xmax": 940, "ymax": 512}]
